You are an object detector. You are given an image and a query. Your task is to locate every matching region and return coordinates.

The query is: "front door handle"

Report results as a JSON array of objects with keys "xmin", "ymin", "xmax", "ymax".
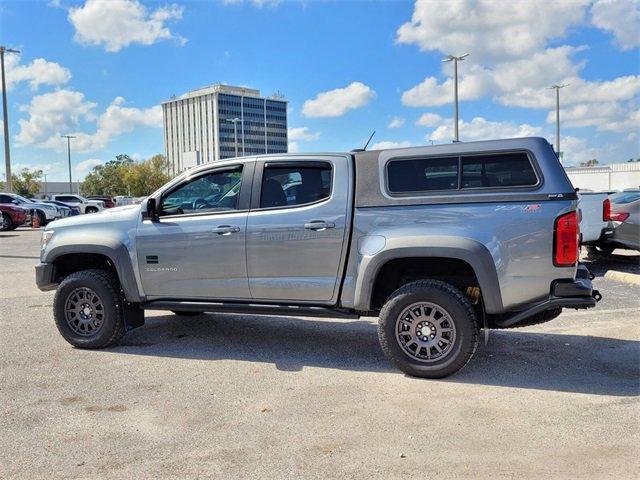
[
  {"xmin": 212, "ymin": 225, "xmax": 240, "ymax": 235},
  {"xmin": 304, "ymin": 220, "xmax": 335, "ymax": 231}
]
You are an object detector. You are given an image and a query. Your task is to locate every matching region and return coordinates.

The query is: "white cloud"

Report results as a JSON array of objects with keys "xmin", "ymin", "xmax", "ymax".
[
  {"xmin": 396, "ymin": 0, "xmax": 589, "ymax": 62},
  {"xmin": 16, "ymin": 90, "xmax": 96, "ymax": 147},
  {"xmin": 288, "ymin": 141, "xmax": 299, "ymax": 153},
  {"xmin": 415, "ymin": 112, "xmax": 443, "ymax": 127},
  {"xmin": 5, "ymin": 55, "xmax": 71, "ymax": 91},
  {"xmin": 370, "ymin": 140, "xmax": 412, "ymax": 150},
  {"xmin": 288, "ymin": 127, "xmax": 320, "ymax": 142},
  {"xmin": 16, "ymin": 91, "xmax": 162, "ymax": 153},
  {"xmin": 591, "ymin": 0, "xmax": 640, "ymax": 50},
  {"xmin": 302, "ymin": 82, "xmax": 376, "ymax": 118},
  {"xmin": 68, "ymin": 0, "xmax": 185, "ymax": 52},
  {"xmin": 75, "ymin": 158, "xmax": 103, "ymax": 174},
  {"xmin": 388, "ymin": 117, "xmax": 405, "ymax": 128},
  {"xmin": 427, "ymin": 116, "xmax": 543, "ymax": 143}
]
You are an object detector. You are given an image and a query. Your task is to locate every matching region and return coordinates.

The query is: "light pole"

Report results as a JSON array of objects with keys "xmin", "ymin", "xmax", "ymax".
[
  {"xmin": 1, "ymin": 46, "xmax": 20, "ymax": 192},
  {"xmin": 442, "ymin": 53, "xmax": 469, "ymax": 143},
  {"xmin": 43, "ymin": 173, "xmax": 47, "ymax": 198},
  {"xmin": 225, "ymin": 118, "xmax": 241, "ymax": 157},
  {"xmin": 549, "ymin": 84, "xmax": 568, "ymax": 161},
  {"xmin": 61, "ymin": 135, "xmax": 75, "ymax": 193}
]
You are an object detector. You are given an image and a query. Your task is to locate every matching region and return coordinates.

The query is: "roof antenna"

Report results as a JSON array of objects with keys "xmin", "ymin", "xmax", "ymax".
[{"xmin": 363, "ymin": 130, "xmax": 376, "ymax": 150}]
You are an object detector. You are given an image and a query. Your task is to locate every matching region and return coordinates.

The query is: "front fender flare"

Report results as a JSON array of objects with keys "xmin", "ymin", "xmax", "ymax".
[{"xmin": 45, "ymin": 243, "xmax": 142, "ymax": 303}]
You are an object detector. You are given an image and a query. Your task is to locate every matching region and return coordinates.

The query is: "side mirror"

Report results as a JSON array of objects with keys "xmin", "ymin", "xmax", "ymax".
[{"xmin": 143, "ymin": 197, "xmax": 159, "ymax": 221}]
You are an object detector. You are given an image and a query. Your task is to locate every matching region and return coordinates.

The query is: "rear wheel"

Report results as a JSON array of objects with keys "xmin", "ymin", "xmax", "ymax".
[
  {"xmin": 53, "ymin": 269, "xmax": 126, "ymax": 348},
  {"xmin": 378, "ymin": 280, "xmax": 479, "ymax": 379},
  {"xmin": 85, "ymin": 207, "xmax": 98, "ymax": 214},
  {"xmin": 1, "ymin": 213, "xmax": 12, "ymax": 231}
]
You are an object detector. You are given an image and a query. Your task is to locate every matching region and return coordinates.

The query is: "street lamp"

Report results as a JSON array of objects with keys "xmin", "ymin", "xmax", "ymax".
[
  {"xmin": 225, "ymin": 118, "xmax": 241, "ymax": 158},
  {"xmin": 549, "ymin": 84, "xmax": 568, "ymax": 161},
  {"xmin": 61, "ymin": 135, "xmax": 75, "ymax": 193},
  {"xmin": 1, "ymin": 46, "xmax": 20, "ymax": 192},
  {"xmin": 442, "ymin": 53, "xmax": 469, "ymax": 143}
]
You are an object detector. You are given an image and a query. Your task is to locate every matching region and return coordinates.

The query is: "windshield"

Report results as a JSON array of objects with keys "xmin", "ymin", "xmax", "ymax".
[{"xmin": 12, "ymin": 194, "xmax": 33, "ymax": 203}]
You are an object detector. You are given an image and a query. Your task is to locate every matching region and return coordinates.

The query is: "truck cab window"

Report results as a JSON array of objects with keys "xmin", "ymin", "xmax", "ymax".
[
  {"xmin": 161, "ymin": 168, "xmax": 243, "ymax": 216},
  {"xmin": 260, "ymin": 164, "xmax": 331, "ymax": 208}
]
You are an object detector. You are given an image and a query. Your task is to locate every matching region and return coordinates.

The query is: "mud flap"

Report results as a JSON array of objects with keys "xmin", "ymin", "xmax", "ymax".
[{"xmin": 122, "ymin": 299, "xmax": 145, "ymax": 331}]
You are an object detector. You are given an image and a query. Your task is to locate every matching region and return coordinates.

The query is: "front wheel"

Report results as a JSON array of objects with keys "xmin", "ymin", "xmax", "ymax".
[
  {"xmin": 53, "ymin": 269, "xmax": 126, "ymax": 348},
  {"xmin": 378, "ymin": 280, "xmax": 479, "ymax": 379},
  {"xmin": 85, "ymin": 207, "xmax": 98, "ymax": 214},
  {"xmin": 1, "ymin": 212, "xmax": 12, "ymax": 231}
]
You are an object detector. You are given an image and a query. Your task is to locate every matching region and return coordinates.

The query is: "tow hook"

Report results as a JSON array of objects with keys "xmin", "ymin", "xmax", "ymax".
[{"xmin": 592, "ymin": 290, "xmax": 602, "ymax": 302}]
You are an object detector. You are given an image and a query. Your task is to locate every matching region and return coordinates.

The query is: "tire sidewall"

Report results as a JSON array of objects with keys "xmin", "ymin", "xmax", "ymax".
[
  {"xmin": 54, "ymin": 272, "xmax": 121, "ymax": 348},
  {"xmin": 1, "ymin": 213, "xmax": 12, "ymax": 231},
  {"xmin": 379, "ymin": 283, "xmax": 477, "ymax": 377}
]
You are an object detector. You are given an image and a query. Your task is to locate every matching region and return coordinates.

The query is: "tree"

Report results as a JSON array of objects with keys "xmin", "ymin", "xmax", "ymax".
[
  {"xmin": 11, "ymin": 168, "xmax": 42, "ymax": 197},
  {"xmin": 579, "ymin": 159, "xmax": 599, "ymax": 167},
  {"xmin": 81, "ymin": 153, "xmax": 170, "ymax": 197}
]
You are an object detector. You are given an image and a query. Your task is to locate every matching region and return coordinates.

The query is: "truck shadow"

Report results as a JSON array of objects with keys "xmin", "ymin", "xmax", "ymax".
[{"xmin": 112, "ymin": 313, "xmax": 639, "ymax": 397}]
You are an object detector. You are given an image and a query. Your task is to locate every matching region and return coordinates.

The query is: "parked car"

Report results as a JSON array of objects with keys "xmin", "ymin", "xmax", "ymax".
[
  {"xmin": 87, "ymin": 195, "xmax": 116, "ymax": 208},
  {"xmin": 33, "ymin": 199, "xmax": 72, "ymax": 218},
  {"xmin": 36, "ymin": 137, "xmax": 600, "ymax": 378},
  {"xmin": 51, "ymin": 194, "xmax": 104, "ymax": 214},
  {"xmin": 601, "ymin": 190, "xmax": 640, "ymax": 252},
  {"xmin": 0, "ymin": 203, "xmax": 30, "ymax": 231},
  {"xmin": 40, "ymin": 200, "xmax": 81, "ymax": 216},
  {"xmin": 0, "ymin": 192, "xmax": 60, "ymax": 225},
  {"xmin": 577, "ymin": 190, "xmax": 616, "ymax": 254},
  {"xmin": 114, "ymin": 195, "xmax": 133, "ymax": 206}
]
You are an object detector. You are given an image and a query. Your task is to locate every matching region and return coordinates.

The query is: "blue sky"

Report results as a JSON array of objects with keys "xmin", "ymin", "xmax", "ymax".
[{"xmin": 1, "ymin": 0, "xmax": 638, "ymax": 181}]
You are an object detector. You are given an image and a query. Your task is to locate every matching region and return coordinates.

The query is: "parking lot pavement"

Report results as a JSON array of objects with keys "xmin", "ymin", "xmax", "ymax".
[{"xmin": 1, "ymin": 228, "xmax": 639, "ymax": 479}]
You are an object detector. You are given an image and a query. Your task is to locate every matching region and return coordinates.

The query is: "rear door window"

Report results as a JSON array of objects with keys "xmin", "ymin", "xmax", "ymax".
[
  {"xmin": 260, "ymin": 163, "xmax": 332, "ymax": 208},
  {"xmin": 461, "ymin": 153, "xmax": 537, "ymax": 188}
]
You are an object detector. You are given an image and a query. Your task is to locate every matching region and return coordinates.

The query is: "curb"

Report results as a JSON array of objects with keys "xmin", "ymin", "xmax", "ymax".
[{"xmin": 603, "ymin": 270, "xmax": 640, "ymax": 286}]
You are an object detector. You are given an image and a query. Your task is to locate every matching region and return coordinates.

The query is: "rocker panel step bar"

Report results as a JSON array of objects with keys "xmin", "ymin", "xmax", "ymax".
[{"xmin": 142, "ymin": 300, "xmax": 360, "ymax": 319}]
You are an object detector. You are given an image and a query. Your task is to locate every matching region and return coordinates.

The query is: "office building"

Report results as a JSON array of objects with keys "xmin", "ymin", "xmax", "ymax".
[{"xmin": 162, "ymin": 84, "xmax": 288, "ymax": 174}]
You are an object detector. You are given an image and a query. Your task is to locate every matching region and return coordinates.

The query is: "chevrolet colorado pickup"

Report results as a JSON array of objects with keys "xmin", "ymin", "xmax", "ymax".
[{"xmin": 36, "ymin": 137, "xmax": 600, "ymax": 378}]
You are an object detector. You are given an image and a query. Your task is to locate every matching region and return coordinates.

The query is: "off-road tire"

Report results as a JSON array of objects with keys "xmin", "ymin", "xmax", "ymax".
[
  {"xmin": 172, "ymin": 310, "xmax": 202, "ymax": 316},
  {"xmin": 1, "ymin": 212, "xmax": 12, "ymax": 231},
  {"xmin": 378, "ymin": 280, "xmax": 479, "ymax": 379},
  {"xmin": 54, "ymin": 269, "xmax": 126, "ymax": 349},
  {"xmin": 493, "ymin": 307, "xmax": 563, "ymax": 329}
]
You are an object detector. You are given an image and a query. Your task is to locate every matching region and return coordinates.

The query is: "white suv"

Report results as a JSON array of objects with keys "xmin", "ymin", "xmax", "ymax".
[{"xmin": 52, "ymin": 194, "xmax": 104, "ymax": 214}]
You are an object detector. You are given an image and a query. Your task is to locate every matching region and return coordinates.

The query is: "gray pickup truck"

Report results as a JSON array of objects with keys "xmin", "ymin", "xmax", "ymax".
[{"xmin": 36, "ymin": 137, "xmax": 600, "ymax": 378}]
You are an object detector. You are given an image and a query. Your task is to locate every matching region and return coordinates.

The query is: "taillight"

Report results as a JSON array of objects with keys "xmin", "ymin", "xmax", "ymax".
[
  {"xmin": 603, "ymin": 198, "xmax": 611, "ymax": 221},
  {"xmin": 554, "ymin": 211, "xmax": 579, "ymax": 267}
]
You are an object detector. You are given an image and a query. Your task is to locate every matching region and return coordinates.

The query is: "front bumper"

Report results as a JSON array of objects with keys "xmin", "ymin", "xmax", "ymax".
[
  {"xmin": 496, "ymin": 264, "xmax": 600, "ymax": 328},
  {"xmin": 35, "ymin": 262, "xmax": 57, "ymax": 291}
]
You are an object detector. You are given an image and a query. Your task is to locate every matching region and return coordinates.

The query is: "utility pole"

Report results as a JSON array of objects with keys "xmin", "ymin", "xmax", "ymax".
[
  {"xmin": 443, "ymin": 53, "xmax": 469, "ymax": 143},
  {"xmin": 549, "ymin": 84, "xmax": 568, "ymax": 161},
  {"xmin": 1, "ymin": 46, "xmax": 20, "ymax": 192},
  {"xmin": 43, "ymin": 173, "xmax": 47, "ymax": 198},
  {"xmin": 225, "ymin": 118, "xmax": 241, "ymax": 157},
  {"xmin": 61, "ymin": 135, "xmax": 75, "ymax": 193}
]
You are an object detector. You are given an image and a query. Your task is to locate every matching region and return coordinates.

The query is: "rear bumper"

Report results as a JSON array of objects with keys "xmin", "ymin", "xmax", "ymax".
[
  {"xmin": 496, "ymin": 264, "xmax": 600, "ymax": 328},
  {"xmin": 35, "ymin": 262, "xmax": 57, "ymax": 291}
]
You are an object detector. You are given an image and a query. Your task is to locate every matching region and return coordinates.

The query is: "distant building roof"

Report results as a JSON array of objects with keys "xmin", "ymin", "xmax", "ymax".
[{"xmin": 163, "ymin": 84, "xmax": 286, "ymax": 104}]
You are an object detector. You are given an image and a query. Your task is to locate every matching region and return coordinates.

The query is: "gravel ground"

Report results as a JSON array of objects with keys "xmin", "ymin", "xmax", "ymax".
[{"xmin": 1, "ymin": 227, "xmax": 639, "ymax": 479}]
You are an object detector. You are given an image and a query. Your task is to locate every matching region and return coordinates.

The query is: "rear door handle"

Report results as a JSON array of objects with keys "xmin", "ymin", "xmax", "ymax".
[
  {"xmin": 304, "ymin": 220, "xmax": 335, "ymax": 231},
  {"xmin": 212, "ymin": 225, "xmax": 240, "ymax": 235}
]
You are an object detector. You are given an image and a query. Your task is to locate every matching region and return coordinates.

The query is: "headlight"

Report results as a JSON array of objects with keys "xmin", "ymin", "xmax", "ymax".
[{"xmin": 41, "ymin": 230, "xmax": 55, "ymax": 250}]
